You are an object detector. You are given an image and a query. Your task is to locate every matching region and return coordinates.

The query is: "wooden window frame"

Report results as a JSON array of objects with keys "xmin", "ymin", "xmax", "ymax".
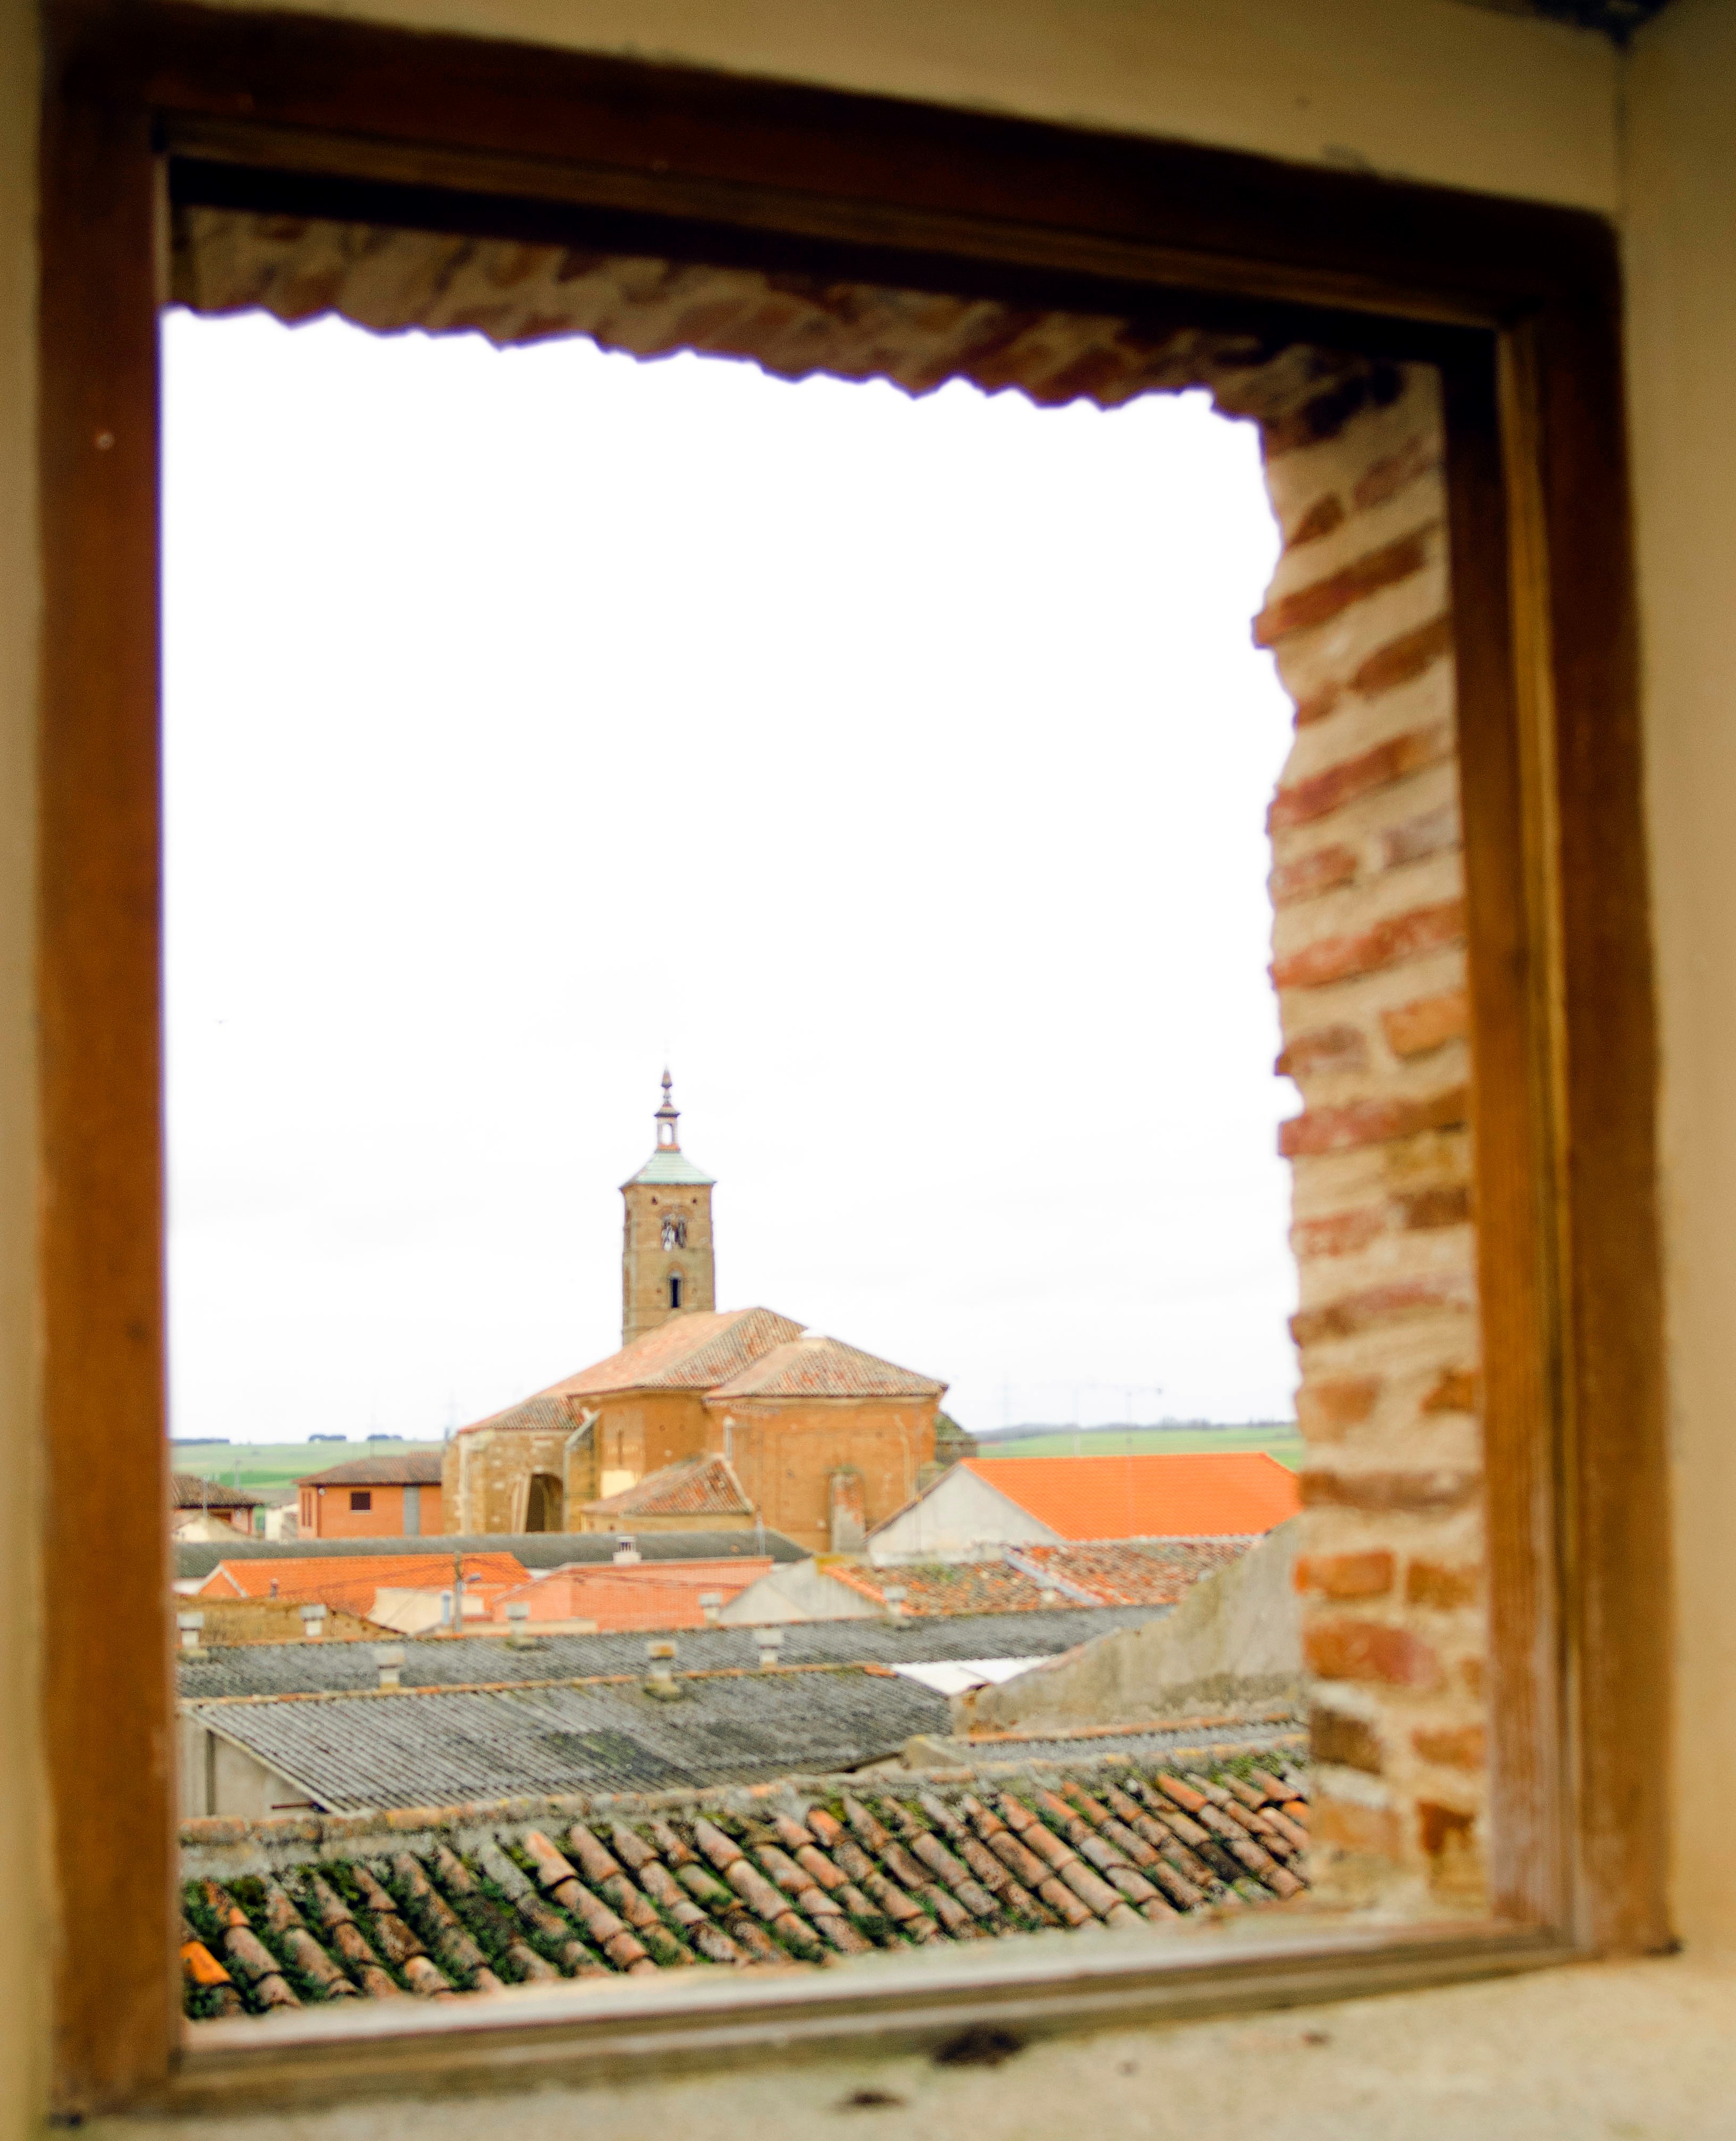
[{"xmin": 38, "ymin": 0, "xmax": 1666, "ymax": 2115}]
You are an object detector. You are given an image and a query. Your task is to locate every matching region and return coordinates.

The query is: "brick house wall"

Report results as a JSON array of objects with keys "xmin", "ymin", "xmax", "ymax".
[{"xmin": 299, "ymin": 1480, "xmax": 446, "ymax": 1540}]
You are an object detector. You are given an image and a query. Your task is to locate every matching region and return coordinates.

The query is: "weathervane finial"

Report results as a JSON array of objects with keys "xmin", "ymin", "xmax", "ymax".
[{"xmin": 655, "ymin": 1068, "xmax": 680, "ymax": 1150}]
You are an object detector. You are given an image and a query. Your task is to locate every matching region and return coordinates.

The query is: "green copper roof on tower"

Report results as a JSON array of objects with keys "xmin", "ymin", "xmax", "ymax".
[{"xmin": 623, "ymin": 1070, "xmax": 715, "ymax": 1188}]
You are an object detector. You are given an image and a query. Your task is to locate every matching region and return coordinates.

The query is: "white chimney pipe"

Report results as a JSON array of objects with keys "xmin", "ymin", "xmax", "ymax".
[
  {"xmin": 645, "ymin": 1637, "xmax": 678, "ymax": 1696},
  {"xmin": 757, "ymin": 1627, "xmax": 784, "ymax": 1671},
  {"xmin": 613, "ymin": 1533, "xmax": 641, "ymax": 1566},
  {"xmin": 504, "ymin": 1598, "xmax": 532, "ymax": 1648},
  {"xmin": 177, "ymin": 1611, "xmax": 205, "ymax": 1653},
  {"xmin": 697, "ymin": 1590, "xmax": 723, "ymax": 1626},
  {"xmin": 300, "ymin": 1602, "xmax": 328, "ymax": 1643},
  {"xmin": 373, "ymin": 1644, "xmax": 404, "ymax": 1690}
]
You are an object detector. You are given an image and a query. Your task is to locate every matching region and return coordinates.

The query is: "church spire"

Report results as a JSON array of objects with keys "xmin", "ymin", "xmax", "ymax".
[{"xmin": 655, "ymin": 1068, "xmax": 680, "ymax": 1152}]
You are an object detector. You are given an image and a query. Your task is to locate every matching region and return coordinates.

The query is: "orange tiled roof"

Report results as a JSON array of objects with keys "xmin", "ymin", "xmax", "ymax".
[
  {"xmin": 829, "ymin": 1540, "xmax": 1249, "ymax": 1615},
  {"xmin": 196, "ymin": 1552, "xmax": 529, "ymax": 1618},
  {"xmin": 171, "ymin": 1472, "xmax": 263, "ymax": 1510},
  {"xmin": 461, "ymin": 1311, "xmax": 805, "ymax": 1430},
  {"xmin": 179, "ymin": 1742, "xmax": 1310, "ymax": 2019},
  {"xmin": 580, "ymin": 1455, "xmax": 753, "ymax": 1522},
  {"xmin": 961, "ymin": 1453, "xmax": 1300, "ymax": 1540},
  {"xmin": 297, "ymin": 1451, "xmax": 444, "ymax": 1488},
  {"xmin": 706, "ymin": 1332, "xmax": 946, "ymax": 1401}
]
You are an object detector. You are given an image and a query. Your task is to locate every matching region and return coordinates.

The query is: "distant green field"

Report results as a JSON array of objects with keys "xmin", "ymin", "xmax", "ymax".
[
  {"xmin": 168, "ymin": 1439, "xmax": 445, "ymax": 1495},
  {"xmin": 974, "ymin": 1426, "xmax": 1303, "ymax": 1470}
]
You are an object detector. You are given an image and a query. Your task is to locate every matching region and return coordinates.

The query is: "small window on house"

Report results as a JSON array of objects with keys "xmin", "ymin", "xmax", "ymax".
[
  {"xmin": 349, "ymin": 1489, "xmax": 371, "ymax": 1512},
  {"xmin": 668, "ymin": 1272, "xmax": 682, "ymax": 1309}
]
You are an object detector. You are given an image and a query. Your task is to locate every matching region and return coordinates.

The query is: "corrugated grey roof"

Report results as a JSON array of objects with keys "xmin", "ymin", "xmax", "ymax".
[
  {"xmin": 189, "ymin": 1668, "xmax": 948, "ymax": 1810},
  {"xmin": 177, "ymin": 1604, "xmax": 1169, "ymax": 1698},
  {"xmin": 172, "ymin": 1529, "xmax": 805, "ymax": 1582}
]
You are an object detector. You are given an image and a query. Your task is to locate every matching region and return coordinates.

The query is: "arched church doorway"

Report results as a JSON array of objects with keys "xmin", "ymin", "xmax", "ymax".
[{"xmin": 524, "ymin": 1472, "xmax": 563, "ymax": 1532}]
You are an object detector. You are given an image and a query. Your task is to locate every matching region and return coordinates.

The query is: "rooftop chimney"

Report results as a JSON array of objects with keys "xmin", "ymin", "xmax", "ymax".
[
  {"xmin": 882, "ymin": 1585, "xmax": 908, "ymax": 1619},
  {"xmin": 613, "ymin": 1534, "xmax": 641, "ymax": 1566},
  {"xmin": 176, "ymin": 1610, "xmax": 205, "ymax": 1653},
  {"xmin": 697, "ymin": 1590, "xmax": 723, "ymax": 1626},
  {"xmin": 504, "ymin": 1598, "xmax": 533, "ymax": 1648},
  {"xmin": 300, "ymin": 1602, "xmax": 328, "ymax": 1643},
  {"xmin": 645, "ymin": 1637, "xmax": 679, "ymax": 1698},
  {"xmin": 757, "ymin": 1628, "xmax": 784, "ymax": 1671},
  {"xmin": 373, "ymin": 1644, "xmax": 404, "ymax": 1690}
]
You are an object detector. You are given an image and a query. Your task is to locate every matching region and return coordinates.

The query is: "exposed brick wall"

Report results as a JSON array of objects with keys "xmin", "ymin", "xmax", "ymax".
[
  {"xmin": 178, "ymin": 214, "xmax": 1486, "ymax": 1918},
  {"xmin": 1255, "ymin": 367, "xmax": 1483, "ymax": 1913}
]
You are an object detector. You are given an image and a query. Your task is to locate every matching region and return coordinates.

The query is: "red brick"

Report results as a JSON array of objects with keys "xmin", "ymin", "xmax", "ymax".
[
  {"xmin": 1293, "ymin": 684, "xmax": 1342, "ymax": 727},
  {"xmin": 1421, "ymin": 1368, "xmax": 1478, "ymax": 1414},
  {"xmin": 1297, "ymin": 1376, "xmax": 1381, "ymax": 1439},
  {"xmin": 1270, "ymin": 722, "xmax": 1453, "ymax": 831},
  {"xmin": 1270, "ymin": 844, "xmax": 1358, "ymax": 906},
  {"xmin": 1287, "ymin": 493, "xmax": 1346, "ymax": 547},
  {"xmin": 1354, "ymin": 432, "xmax": 1441, "ymax": 511},
  {"xmin": 1405, "ymin": 1559, "xmax": 1481, "ymax": 1610},
  {"xmin": 1254, "ymin": 527, "xmax": 1435, "ymax": 646},
  {"xmin": 1412, "ymin": 1725, "xmax": 1485, "ymax": 1771},
  {"xmin": 1382, "ymin": 987, "xmax": 1469, "ymax": 1059},
  {"xmin": 1271, "ymin": 897, "xmax": 1466, "ymax": 990},
  {"xmin": 1395, "ymin": 1185, "xmax": 1472, "ymax": 1229},
  {"xmin": 1295, "ymin": 1550, "xmax": 1395, "ymax": 1599},
  {"xmin": 1309, "ymin": 1707, "xmax": 1384, "ymax": 1773},
  {"xmin": 1304, "ymin": 1617, "xmax": 1445, "ymax": 1690},
  {"xmin": 1313, "ymin": 1798, "xmax": 1402, "ymax": 1859},
  {"xmin": 1301, "ymin": 1468, "xmax": 1479, "ymax": 1515},
  {"xmin": 1279, "ymin": 1085, "xmax": 1469, "ymax": 1157},
  {"xmin": 1276, "ymin": 1023, "xmax": 1368, "ymax": 1079},
  {"xmin": 1291, "ymin": 1276, "xmax": 1474, "ymax": 1345},
  {"xmin": 1349, "ymin": 612, "xmax": 1454, "ymax": 698},
  {"xmin": 1293, "ymin": 1207, "xmax": 1386, "ymax": 1259},
  {"xmin": 1417, "ymin": 1800, "xmax": 1476, "ymax": 1858}
]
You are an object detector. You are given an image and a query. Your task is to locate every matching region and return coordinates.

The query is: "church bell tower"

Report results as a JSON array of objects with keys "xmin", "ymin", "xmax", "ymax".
[{"xmin": 621, "ymin": 1071, "xmax": 716, "ymax": 1346}]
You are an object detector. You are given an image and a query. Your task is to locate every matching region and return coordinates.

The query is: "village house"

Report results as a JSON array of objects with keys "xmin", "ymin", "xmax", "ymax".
[
  {"xmin": 296, "ymin": 1450, "xmax": 446, "ymax": 1540},
  {"xmin": 866, "ymin": 1451, "xmax": 1301, "ymax": 1563},
  {"xmin": 445, "ymin": 1082, "xmax": 951, "ymax": 1552},
  {"xmin": 169, "ymin": 1472, "xmax": 263, "ymax": 1544}
]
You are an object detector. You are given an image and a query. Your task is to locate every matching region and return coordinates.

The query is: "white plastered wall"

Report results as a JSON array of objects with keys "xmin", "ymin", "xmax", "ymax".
[{"xmin": 9, "ymin": 1, "xmax": 1736, "ymax": 2134}]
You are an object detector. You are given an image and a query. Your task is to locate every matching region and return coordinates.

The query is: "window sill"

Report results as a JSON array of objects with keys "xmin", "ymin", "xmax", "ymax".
[{"xmin": 170, "ymin": 1915, "xmax": 1575, "ymax": 2113}]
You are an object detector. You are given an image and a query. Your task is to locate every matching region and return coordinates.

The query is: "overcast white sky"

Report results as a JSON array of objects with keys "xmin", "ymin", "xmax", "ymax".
[{"xmin": 161, "ymin": 310, "xmax": 1300, "ymax": 1443}]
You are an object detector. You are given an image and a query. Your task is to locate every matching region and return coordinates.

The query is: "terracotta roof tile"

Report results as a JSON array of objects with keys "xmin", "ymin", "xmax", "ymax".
[
  {"xmin": 706, "ymin": 1334, "xmax": 946, "ymax": 1402},
  {"xmin": 832, "ymin": 1542, "xmax": 1248, "ymax": 1615},
  {"xmin": 195, "ymin": 1552, "xmax": 528, "ymax": 1618},
  {"xmin": 579, "ymin": 1455, "xmax": 754, "ymax": 1523},
  {"xmin": 180, "ymin": 1735, "xmax": 1308, "ymax": 2022},
  {"xmin": 171, "ymin": 1472, "xmax": 264, "ymax": 1511},
  {"xmin": 958, "ymin": 1453, "xmax": 1301, "ymax": 1540},
  {"xmin": 297, "ymin": 1452, "xmax": 445, "ymax": 1487},
  {"xmin": 525, "ymin": 1310, "xmax": 804, "ymax": 1405}
]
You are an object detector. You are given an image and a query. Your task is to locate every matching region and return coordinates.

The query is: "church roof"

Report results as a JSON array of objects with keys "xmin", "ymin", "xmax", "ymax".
[
  {"xmin": 624, "ymin": 1148, "xmax": 715, "ymax": 1187},
  {"xmin": 706, "ymin": 1332, "xmax": 947, "ymax": 1402},
  {"xmin": 456, "ymin": 1390, "xmax": 593, "ymax": 1438},
  {"xmin": 542, "ymin": 1308, "xmax": 805, "ymax": 1399},
  {"xmin": 579, "ymin": 1453, "xmax": 755, "ymax": 1523}
]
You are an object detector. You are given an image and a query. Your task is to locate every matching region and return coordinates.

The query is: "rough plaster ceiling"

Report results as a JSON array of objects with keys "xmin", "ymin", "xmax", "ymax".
[{"xmin": 1450, "ymin": 0, "xmax": 1674, "ymax": 43}]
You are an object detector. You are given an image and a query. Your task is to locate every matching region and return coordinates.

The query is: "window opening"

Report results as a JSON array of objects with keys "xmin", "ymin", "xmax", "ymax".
[{"xmin": 162, "ymin": 212, "xmax": 1485, "ymax": 2040}]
